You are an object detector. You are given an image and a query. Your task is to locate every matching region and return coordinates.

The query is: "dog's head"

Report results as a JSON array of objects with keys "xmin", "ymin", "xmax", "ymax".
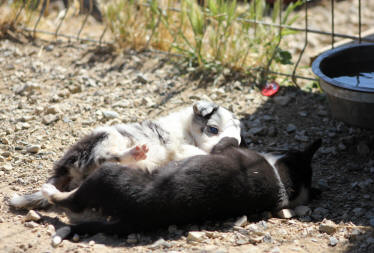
[{"xmin": 189, "ymin": 101, "xmax": 242, "ymax": 153}]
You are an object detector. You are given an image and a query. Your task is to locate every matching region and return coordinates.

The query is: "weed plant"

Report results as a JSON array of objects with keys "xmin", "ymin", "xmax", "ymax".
[{"xmin": 106, "ymin": 0, "xmax": 302, "ymax": 81}]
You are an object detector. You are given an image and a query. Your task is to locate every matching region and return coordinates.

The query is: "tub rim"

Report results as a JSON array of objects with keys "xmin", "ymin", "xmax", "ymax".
[{"xmin": 312, "ymin": 43, "xmax": 374, "ymax": 93}]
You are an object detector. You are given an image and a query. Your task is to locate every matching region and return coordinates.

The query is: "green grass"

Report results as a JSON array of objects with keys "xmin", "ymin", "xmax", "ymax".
[{"xmin": 106, "ymin": 0, "xmax": 302, "ymax": 84}]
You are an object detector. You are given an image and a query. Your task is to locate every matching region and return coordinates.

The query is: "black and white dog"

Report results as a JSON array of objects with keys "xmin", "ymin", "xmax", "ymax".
[
  {"xmin": 10, "ymin": 101, "xmax": 242, "ymax": 209},
  {"xmin": 41, "ymin": 137, "xmax": 321, "ymax": 242}
]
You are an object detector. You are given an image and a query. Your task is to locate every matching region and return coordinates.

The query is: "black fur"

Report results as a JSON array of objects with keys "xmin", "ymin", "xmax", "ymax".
[
  {"xmin": 47, "ymin": 137, "xmax": 321, "ymax": 238},
  {"xmin": 49, "ymin": 132, "xmax": 108, "ymax": 191}
]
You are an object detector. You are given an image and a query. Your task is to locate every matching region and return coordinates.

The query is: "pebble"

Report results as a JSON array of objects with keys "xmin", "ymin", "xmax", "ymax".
[
  {"xmin": 329, "ymin": 236, "xmax": 338, "ymax": 246},
  {"xmin": 24, "ymin": 210, "xmax": 41, "ymax": 222},
  {"xmin": 273, "ymin": 95, "xmax": 291, "ymax": 106},
  {"xmin": 42, "ymin": 115, "xmax": 59, "ymax": 125},
  {"xmin": 352, "ymin": 207, "xmax": 365, "ymax": 216},
  {"xmin": 248, "ymin": 127, "xmax": 267, "ymax": 136},
  {"xmin": 24, "ymin": 221, "xmax": 39, "ymax": 228},
  {"xmin": 72, "ymin": 234, "xmax": 80, "ymax": 242},
  {"xmin": 136, "ymin": 73, "xmax": 149, "ymax": 84},
  {"xmin": 26, "ymin": 145, "xmax": 40, "ymax": 154},
  {"xmin": 295, "ymin": 134, "xmax": 309, "ymax": 142},
  {"xmin": 1, "ymin": 163, "xmax": 12, "ymax": 171},
  {"xmin": 126, "ymin": 233, "xmax": 138, "ymax": 244},
  {"xmin": 141, "ymin": 97, "xmax": 155, "ymax": 107},
  {"xmin": 369, "ymin": 218, "xmax": 374, "ymax": 227},
  {"xmin": 319, "ymin": 220, "xmax": 337, "ymax": 235},
  {"xmin": 187, "ymin": 231, "xmax": 205, "ymax": 243},
  {"xmin": 294, "ymin": 205, "xmax": 312, "ymax": 217},
  {"xmin": 276, "ymin": 209, "xmax": 295, "ymax": 219},
  {"xmin": 102, "ymin": 110, "xmax": 119, "ymax": 119},
  {"xmin": 317, "ymin": 179, "xmax": 329, "ymax": 190},
  {"xmin": 44, "ymin": 105, "xmax": 60, "ymax": 115},
  {"xmin": 234, "ymin": 215, "xmax": 248, "ymax": 227},
  {"xmin": 286, "ymin": 124, "xmax": 297, "ymax": 133},
  {"xmin": 357, "ymin": 141, "xmax": 370, "ymax": 156},
  {"xmin": 148, "ymin": 238, "xmax": 171, "ymax": 249}
]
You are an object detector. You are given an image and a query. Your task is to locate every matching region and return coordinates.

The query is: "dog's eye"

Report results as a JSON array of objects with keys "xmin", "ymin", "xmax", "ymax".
[{"xmin": 207, "ymin": 126, "xmax": 219, "ymax": 135}]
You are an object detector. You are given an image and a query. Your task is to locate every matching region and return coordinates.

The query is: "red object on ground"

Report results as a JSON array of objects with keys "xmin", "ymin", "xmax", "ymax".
[{"xmin": 261, "ymin": 81, "xmax": 280, "ymax": 97}]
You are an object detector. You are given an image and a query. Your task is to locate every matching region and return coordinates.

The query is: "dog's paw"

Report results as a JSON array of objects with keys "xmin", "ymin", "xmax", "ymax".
[
  {"xmin": 41, "ymin": 184, "xmax": 59, "ymax": 201},
  {"xmin": 131, "ymin": 144, "xmax": 149, "ymax": 161}
]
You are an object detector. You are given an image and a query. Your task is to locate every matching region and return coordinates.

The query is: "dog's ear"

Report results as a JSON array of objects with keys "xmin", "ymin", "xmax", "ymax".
[
  {"xmin": 302, "ymin": 138, "xmax": 322, "ymax": 163},
  {"xmin": 193, "ymin": 101, "xmax": 219, "ymax": 118}
]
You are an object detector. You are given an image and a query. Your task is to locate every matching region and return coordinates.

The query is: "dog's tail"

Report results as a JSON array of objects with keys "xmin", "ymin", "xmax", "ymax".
[{"xmin": 9, "ymin": 191, "xmax": 50, "ymax": 210}]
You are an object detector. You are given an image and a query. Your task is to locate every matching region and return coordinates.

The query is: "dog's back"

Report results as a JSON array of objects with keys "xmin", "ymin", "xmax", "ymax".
[{"xmin": 43, "ymin": 137, "xmax": 321, "ymax": 239}]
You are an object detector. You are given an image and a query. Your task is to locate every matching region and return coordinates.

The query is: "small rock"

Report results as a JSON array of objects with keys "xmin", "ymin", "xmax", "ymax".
[
  {"xmin": 168, "ymin": 225, "xmax": 178, "ymax": 234},
  {"xmin": 136, "ymin": 73, "xmax": 149, "ymax": 84},
  {"xmin": 298, "ymin": 111, "xmax": 308, "ymax": 117},
  {"xmin": 88, "ymin": 240, "xmax": 95, "ymax": 246},
  {"xmin": 24, "ymin": 221, "xmax": 39, "ymax": 228},
  {"xmin": 14, "ymin": 82, "xmax": 40, "ymax": 95},
  {"xmin": 286, "ymin": 124, "xmax": 297, "ymax": 133},
  {"xmin": 102, "ymin": 110, "xmax": 119, "ymax": 119},
  {"xmin": 1, "ymin": 163, "xmax": 12, "ymax": 171},
  {"xmin": 317, "ymin": 179, "xmax": 329, "ymax": 190},
  {"xmin": 248, "ymin": 127, "xmax": 267, "ymax": 136},
  {"xmin": 44, "ymin": 105, "xmax": 60, "ymax": 115},
  {"xmin": 295, "ymin": 134, "xmax": 309, "ymax": 142},
  {"xmin": 234, "ymin": 215, "xmax": 248, "ymax": 227},
  {"xmin": 26, "ymin": 145, "xmax": 40, "ymax": 154},
  {"xmin": 187, "ymin": 231, "xmax": 205, "ymax": 243},
  {"xmin": 319, "ymin": 220, "xmax": 337, "ymax": 235},
  {"xmin": 357, "ymin": 141, "xmax": 370, "ymax": 156},
  {"xmin": 72, "ymin": 234, "xmax": 80, "ymax": 242},
  {"xmin": 295, "ymin": 205, "xmax": 312, "ymax": 217},
  {"xmin": 141, "ymin": 97, "xmax": 154, "ymax": 107},
  {"xmin": 276, "ymin": 209, "xmax": 295, "ymax": 219},
  {"xmin": 248, "ymin": 235, "xmax": 264, "ymax": 244},
  {"xmin": 46, "ymin": 225, "xmax": 55, "ymax": 236},
  {"xmin": 24, "ymin": 210, "xmax": 41, "ymax": 222},
  {"xmin": 149, "ymin": 238, "xmax": 171, "ymax": 249},
  {"xmin": 42, "ymin": 115, "xmax": 59, "ymax": 125},
  {"xmin": 317, "ymin": 109, "xmax": 328, "ymax": 117},
  {"xmin": 352, "ymin": 207, "xmax": 365, "ymax": 216},
  {"xmin": 45, "ymin": 44, "xmax": 54, "ymax": 51},
  {"xmin": 273, "ymin": 96, "xmax": 291, "ymax": 106},
  {"xmin": 1, "ymin": 137, "xmax": 9, "ymax": 144},
  {"xmin": 349, "ymin": 228, "xmax": 362, "ymax": 241},
  {"xmin": 270, "ymin": 247, "xmax": 280, "ymax": 253},
  {"xmin": 369, "ymin": 218, "xmax": 374, "ymax": 227},
  {"xmin": 329, "ymin": 236, "xmax": 338, "ymax": 246},
  {"xmin": 126, "ymin": 233, "xmax": 138, "ymax": 244},
  {"xmin": 263, "ymin": 234, "xmax": 273, "ymax": 243}
]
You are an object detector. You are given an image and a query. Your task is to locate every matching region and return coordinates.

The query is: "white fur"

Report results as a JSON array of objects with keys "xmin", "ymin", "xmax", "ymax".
[
  {"xmin": 260, "ymin": 153, "xmax": 289, "ymax": 208},
  {"xmin": 90, "ymin": 103, "xmax": 241, "ymax": 172},
  {"xmin": 41, "ymin": 184, "xmax": 60, "ymax": 203}
]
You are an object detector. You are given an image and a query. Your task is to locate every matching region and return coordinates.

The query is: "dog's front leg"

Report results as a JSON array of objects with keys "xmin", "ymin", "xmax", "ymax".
[{"xmin": 210, "ymin": 137, "xmax": 239, "ymax": 154}]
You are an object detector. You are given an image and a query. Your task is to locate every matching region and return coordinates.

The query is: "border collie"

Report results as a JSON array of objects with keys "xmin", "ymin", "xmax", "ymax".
[
  {"xmin": 10, "ymin": 101, "xmax": 241, "ymax": 210},
  {"xmin": 41, "ymin": 137, "xmax": 322, "ymax": 242}
]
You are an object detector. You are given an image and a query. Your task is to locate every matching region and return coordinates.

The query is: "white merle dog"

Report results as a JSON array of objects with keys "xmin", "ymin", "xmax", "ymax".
[
  {"xmin": 41, "ymin": 137, "xmax": 321, "ymax": 243},
  {"xmin": 10, "ymin": 101, "xmax": 241, "ymax": 210}
]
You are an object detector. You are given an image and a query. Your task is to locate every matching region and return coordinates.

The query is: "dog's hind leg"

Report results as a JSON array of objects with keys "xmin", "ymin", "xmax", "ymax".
[
  {"xmin": 41, "ymin": 184, "xmax": 82, "ymax": 212},
  {"xmin": 52, "ymin": 220, "xmax": 130, "ymax": 245}
]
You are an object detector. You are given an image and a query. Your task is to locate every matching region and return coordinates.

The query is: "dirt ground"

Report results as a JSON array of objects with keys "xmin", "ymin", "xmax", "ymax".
[{"xmin": 1, "ymin": 1, "xmax": 374, "ymax": 253}]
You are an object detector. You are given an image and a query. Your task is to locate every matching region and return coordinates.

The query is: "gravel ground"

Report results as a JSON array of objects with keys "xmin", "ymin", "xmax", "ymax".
[{"xmin": 1, "ymin": 1, "xmax": 374, "ymax": 253}]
